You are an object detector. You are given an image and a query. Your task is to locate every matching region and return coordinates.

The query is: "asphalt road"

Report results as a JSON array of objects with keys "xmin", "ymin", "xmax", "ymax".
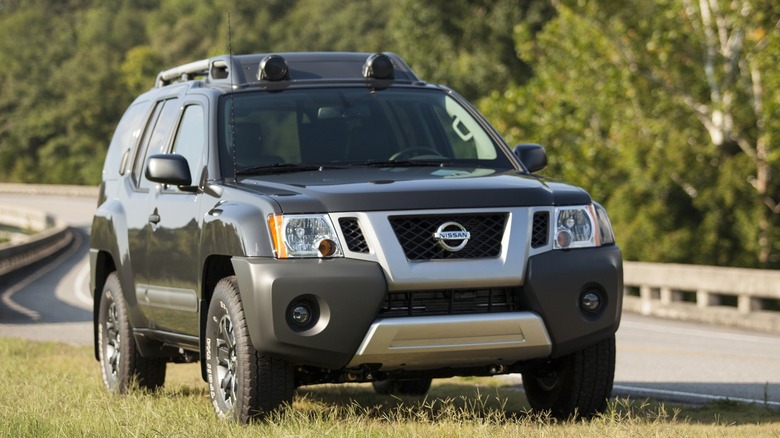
[
  {"xmin": 0, "ymin": 193, "xmax": 778, "ymax": 407},
  {"xmin": 0, "ymin": 194, "xmax": 93, "ymax": 344}
]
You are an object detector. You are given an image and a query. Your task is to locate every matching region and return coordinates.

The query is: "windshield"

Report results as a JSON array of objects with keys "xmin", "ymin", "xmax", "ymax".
[{"xmin": 219, "ymin": 88, "xmax": 514, "ymax": 176}]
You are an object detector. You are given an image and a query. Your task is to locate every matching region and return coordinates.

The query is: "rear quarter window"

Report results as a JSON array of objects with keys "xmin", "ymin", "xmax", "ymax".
[{"xmin": 103, "ymin": 101, "xmax": 151, "ymax": 180}]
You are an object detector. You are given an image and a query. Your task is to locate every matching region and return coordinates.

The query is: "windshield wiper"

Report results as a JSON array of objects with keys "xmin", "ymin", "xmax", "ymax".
[
  {"xmin": 236, "ymin": 163, "xmax": 345, "ymax": 176},
  {"xmin": 350, "ymin": 160, "xmax": 451, "ymax": 168}
]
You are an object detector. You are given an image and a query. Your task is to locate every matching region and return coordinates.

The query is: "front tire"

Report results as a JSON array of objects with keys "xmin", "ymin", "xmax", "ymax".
[
  {"xmin": 205, "ymin": 276, "xmax": 294, "ymax": 423},
  {"xmin": 97, "ymin": 272, "xmax": 166, "ymax": 393},
  {"xmin": 522, "ymin": 335, "xmax": 615, "ymax": 419}
]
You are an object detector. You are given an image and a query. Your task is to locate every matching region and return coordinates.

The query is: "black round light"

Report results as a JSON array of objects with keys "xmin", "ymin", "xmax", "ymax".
[
  {"xmin": 291, "ymin": 305, "xmax": 311, "ymax": 325},
  {"xmin": 258, "ymin": 55, "xmax": 289, "ymax": 81},
  {"xmin": 286, "ymin": 297, "xmax": 320, "ymax": 331},
  {"xmin": 363, "ymin": 53, "xmax": 394, "ymax": 79},
  {"xmin": 580, "ymin": 290, "xmax": 602, "ymax": 313}
]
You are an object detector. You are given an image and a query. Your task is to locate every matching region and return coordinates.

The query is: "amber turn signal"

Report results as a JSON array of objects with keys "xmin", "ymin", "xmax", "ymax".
[{"xmin": 317, "ymin": 239, "xmax": 338, "ymax": 257}]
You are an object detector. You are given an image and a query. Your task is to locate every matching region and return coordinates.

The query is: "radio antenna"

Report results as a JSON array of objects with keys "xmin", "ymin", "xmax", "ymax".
[{"xmin": 228, "ymin": 11, "xmax": 238, "ymax": 181}]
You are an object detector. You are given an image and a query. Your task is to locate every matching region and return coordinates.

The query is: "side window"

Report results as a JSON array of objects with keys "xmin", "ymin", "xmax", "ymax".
[
  {"xmin": 132, "ymin": 98, "xmax": 181, "ymax": 190},
  {"xmin": 170, "ymin": 105, "xmax": 205, "ymax": 187},
  {"xmin": 132, "ymin": 101, "xmax": 163, "ymax": 188},
  {"xmin": 105, "ymin": 102, "xmax": 150, "ymax": 177}
]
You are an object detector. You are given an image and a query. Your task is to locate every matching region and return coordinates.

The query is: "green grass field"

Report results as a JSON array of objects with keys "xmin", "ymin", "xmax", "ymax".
[{"xmin": 1, "ymin": 337, "xmax": 778, "ymax": 437}]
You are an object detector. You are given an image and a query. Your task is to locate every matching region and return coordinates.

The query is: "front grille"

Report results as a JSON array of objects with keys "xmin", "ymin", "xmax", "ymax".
[
  {"xmin": 380, "ymin": 288, "xmax": 520, "ymax": 317},
  {"xmin": 389, "ymin": 214, "xmax": 507, "ymax": 260},
  {"xmin": 531, "ymin": 212, "xmax": 549, "ymax": 248},
  {"xmin": 338, "ymin": 217, "xmax": 370, "ymax": 253}
]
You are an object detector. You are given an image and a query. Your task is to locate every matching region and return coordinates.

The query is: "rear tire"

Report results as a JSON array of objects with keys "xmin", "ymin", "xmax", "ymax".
[
  {"xmin": 97, "ymin": 272, "xmax": 166, "ymax": 393},
  {"xmin": 372, "ymin": 377, "xmax": 432, "ymax": 396},
  {"xmin": 522, "ymin": 335, "xmax": 615, "ymax": 419},
  {"xmin": 205, "ymin": 276, "xmax": 294, "ymax": 423}
]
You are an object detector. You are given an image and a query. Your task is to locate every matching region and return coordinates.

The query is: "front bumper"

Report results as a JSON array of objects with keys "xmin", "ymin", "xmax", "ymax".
[
  {"xmin": 522, "ymin": 245, "xmax": 623, "ymax": 357},
  {"xmin": 232, "ymin": 257, "xmax": 387, "ymax": 369},
  {"xmin": 232, "ymin": 244, "xmax": 622, "ymax": 370}
]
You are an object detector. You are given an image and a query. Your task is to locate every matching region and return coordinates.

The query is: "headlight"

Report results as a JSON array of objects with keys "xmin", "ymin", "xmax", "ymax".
[
  {"xmin": 268, "ymin": 214, "xmax": 344, "ymax": 258},
  {"xmin": 553, "ymin": 205, "xmax": 599, "ymax": 249}
]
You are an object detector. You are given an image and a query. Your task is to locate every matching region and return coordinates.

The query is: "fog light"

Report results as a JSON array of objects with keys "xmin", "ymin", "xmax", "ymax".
[
  {"xmin": 580, "ymin": 291, "xmax": 601, "ymax": 313},
  {"xmin": 286, "ymin": 295, "xmax": 325, "ymax": 333},
  {"xmin": 291, "ymin": 305, "xmax": 311, "ymax": 326}
]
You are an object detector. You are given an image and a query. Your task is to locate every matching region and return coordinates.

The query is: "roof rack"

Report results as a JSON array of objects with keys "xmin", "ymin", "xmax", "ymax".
[
  {"xmin": 155, "ymin": 59, "xmax": 210, "ymax": 88},
  {"xmin": 153, "ymin": 52, "xmax": 424, "ymax": 89}
]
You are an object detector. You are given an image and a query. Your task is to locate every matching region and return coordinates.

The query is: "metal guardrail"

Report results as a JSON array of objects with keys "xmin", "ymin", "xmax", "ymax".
[
  {"xmin": 0, "ymin": 184, "xmax": 95, "ymax": 276},
  {"xmin": 0, "ymin": 207, "xmax": 72, "ymax": 277},
  {"xmin": 623, "ymin": 261, "xmax": 780, "ymax": 333}
]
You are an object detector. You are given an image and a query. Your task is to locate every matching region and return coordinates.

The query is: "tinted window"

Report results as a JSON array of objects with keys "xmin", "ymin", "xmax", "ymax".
[
  {"xmin": 104, "ymin": 101, "xmax": 150, "ymax": 177},
  {"xmin": 132, "ymin": 99, "xmax": 181, "ymax": 190},
  {"xmin": 171, "ymin": 105, "xmax": 205, "ymax": 186}
]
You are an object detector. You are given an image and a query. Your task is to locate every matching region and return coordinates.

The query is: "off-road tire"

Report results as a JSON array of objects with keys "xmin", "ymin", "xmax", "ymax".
[
  {"xmin": 205, "ymin": 276, "xmax": 294, "ymax": 423},
  {"xmin": 372, "ymin": 377, "xmax": 432, "ymax": 396},
  {"xmin": 522, "ymin": 334, "xmax": 615, "ymax": 419},
  {"xmin": 98, "ymin": 272, "xmax": 166, "ymax": 393}
]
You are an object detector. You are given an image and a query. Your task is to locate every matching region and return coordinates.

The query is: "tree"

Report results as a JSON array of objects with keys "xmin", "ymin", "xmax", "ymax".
[
  {"xmin": 0, "ymin": 0, "xmax": 156, "ymax": 184},
  {"xmin": 387, "ymin": 0, "xmax": 552, "ymax": 100},
  {"xmin": 482, "ymin": 0, "xmax": 780, "ymax": 267}
]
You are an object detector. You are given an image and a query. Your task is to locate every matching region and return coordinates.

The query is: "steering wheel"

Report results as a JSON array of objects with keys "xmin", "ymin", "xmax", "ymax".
[{"xmin": 389, "ymin": 147, "xmax": 445, "ymax": 161}]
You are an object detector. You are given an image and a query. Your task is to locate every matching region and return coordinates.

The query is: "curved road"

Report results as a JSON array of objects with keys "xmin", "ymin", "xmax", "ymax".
[{"xmin": 0, "ymin": 193, "xmax": 778, "ymax": 407}]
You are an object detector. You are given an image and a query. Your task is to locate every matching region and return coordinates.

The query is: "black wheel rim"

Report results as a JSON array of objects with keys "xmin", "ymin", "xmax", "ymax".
[
  {"xmin": 105, "ymin": 298, "xmax": 121, "ymax": 381},
  {"xmin": 216, "ymin": 314, "xmax": 238, "ymax": 410}
]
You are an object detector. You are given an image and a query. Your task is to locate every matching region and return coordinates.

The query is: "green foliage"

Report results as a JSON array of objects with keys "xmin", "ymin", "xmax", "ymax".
[
  {"xmin": 0, "ymin": 0, "xmax": 534, "ymax": 186},
  {"xmin": 0, "ymin": 0, "xmax": 778, "ymax": 267},
  {"xmin": 481, "ymin": 0, "xmax": 780, "ymax": 267},
  {"xmin": 387, "ymin": 0, "xmax": 550, "ymax": 99},
  {"xmin": 120, "ymin": 46, "xmax": 162, "ymax": 96},
  {"xmin": 0, "ymin": 0, "xmax": 151, "ymax": 184}
]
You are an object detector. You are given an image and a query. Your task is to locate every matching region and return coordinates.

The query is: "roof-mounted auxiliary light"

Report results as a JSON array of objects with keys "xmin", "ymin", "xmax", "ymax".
[
  {"xmin": 211, "ymin": 60, "xmax": 229, "ymax": 80},
  {"xmin": 362, "ymin": 53, "xmax": 394, "ymax": 79},
  {"xmin": 258, "ymin": 55, "xmax": 289, "ymax": 81}
]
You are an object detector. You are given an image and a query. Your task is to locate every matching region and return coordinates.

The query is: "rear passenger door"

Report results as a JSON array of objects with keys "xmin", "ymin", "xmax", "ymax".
[{"xmin": 144, "ymin": 100, "xmax": 207, "ymax": 336}]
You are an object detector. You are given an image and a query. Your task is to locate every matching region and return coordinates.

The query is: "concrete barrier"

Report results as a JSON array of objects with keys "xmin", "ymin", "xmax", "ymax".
[
  {"xmin": 0, "ymin": 183, "xmax": 98, "ymax": 198},
  {"xmin": 623, "ymin": 261, "xmax": 780, "ymax": 333},
  {"xmin": 0, "ymin": 205, "xmax": 55, "ymax": 232}
]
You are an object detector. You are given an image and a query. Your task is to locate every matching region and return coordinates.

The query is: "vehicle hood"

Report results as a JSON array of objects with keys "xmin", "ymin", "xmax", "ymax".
[{"xmin": 235, "ymin": 167, "xmax": 591, "ymax": 213}]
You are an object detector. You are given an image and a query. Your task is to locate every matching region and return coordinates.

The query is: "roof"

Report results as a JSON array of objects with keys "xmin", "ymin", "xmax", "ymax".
[{"xmin": 155, "ymin": 52, "xmax": 424, "ymax": 89}]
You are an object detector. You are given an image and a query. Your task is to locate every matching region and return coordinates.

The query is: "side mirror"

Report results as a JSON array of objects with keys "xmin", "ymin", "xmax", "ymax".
[
  {"xmin": 146, "ymin": 154, "xmax": 193, "ymax": 188},
  {"xmin": 513, "ymin": 143, "xmax": 547, "ymax": 173}
]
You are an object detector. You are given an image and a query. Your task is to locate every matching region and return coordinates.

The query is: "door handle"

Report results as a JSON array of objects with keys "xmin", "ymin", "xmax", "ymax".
[{"xmin": 149, "ymin": 214, "xmax": 161, "ymax": 224}]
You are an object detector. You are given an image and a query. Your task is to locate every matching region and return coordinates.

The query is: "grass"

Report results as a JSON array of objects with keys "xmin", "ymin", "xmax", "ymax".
[
  {"xmin": 0, "ymin": 224, "xmax": 32, "ymax": 245},
  {"xmin": 1, "ymin": 338, "xmax": 778, "ymax": 437}
]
